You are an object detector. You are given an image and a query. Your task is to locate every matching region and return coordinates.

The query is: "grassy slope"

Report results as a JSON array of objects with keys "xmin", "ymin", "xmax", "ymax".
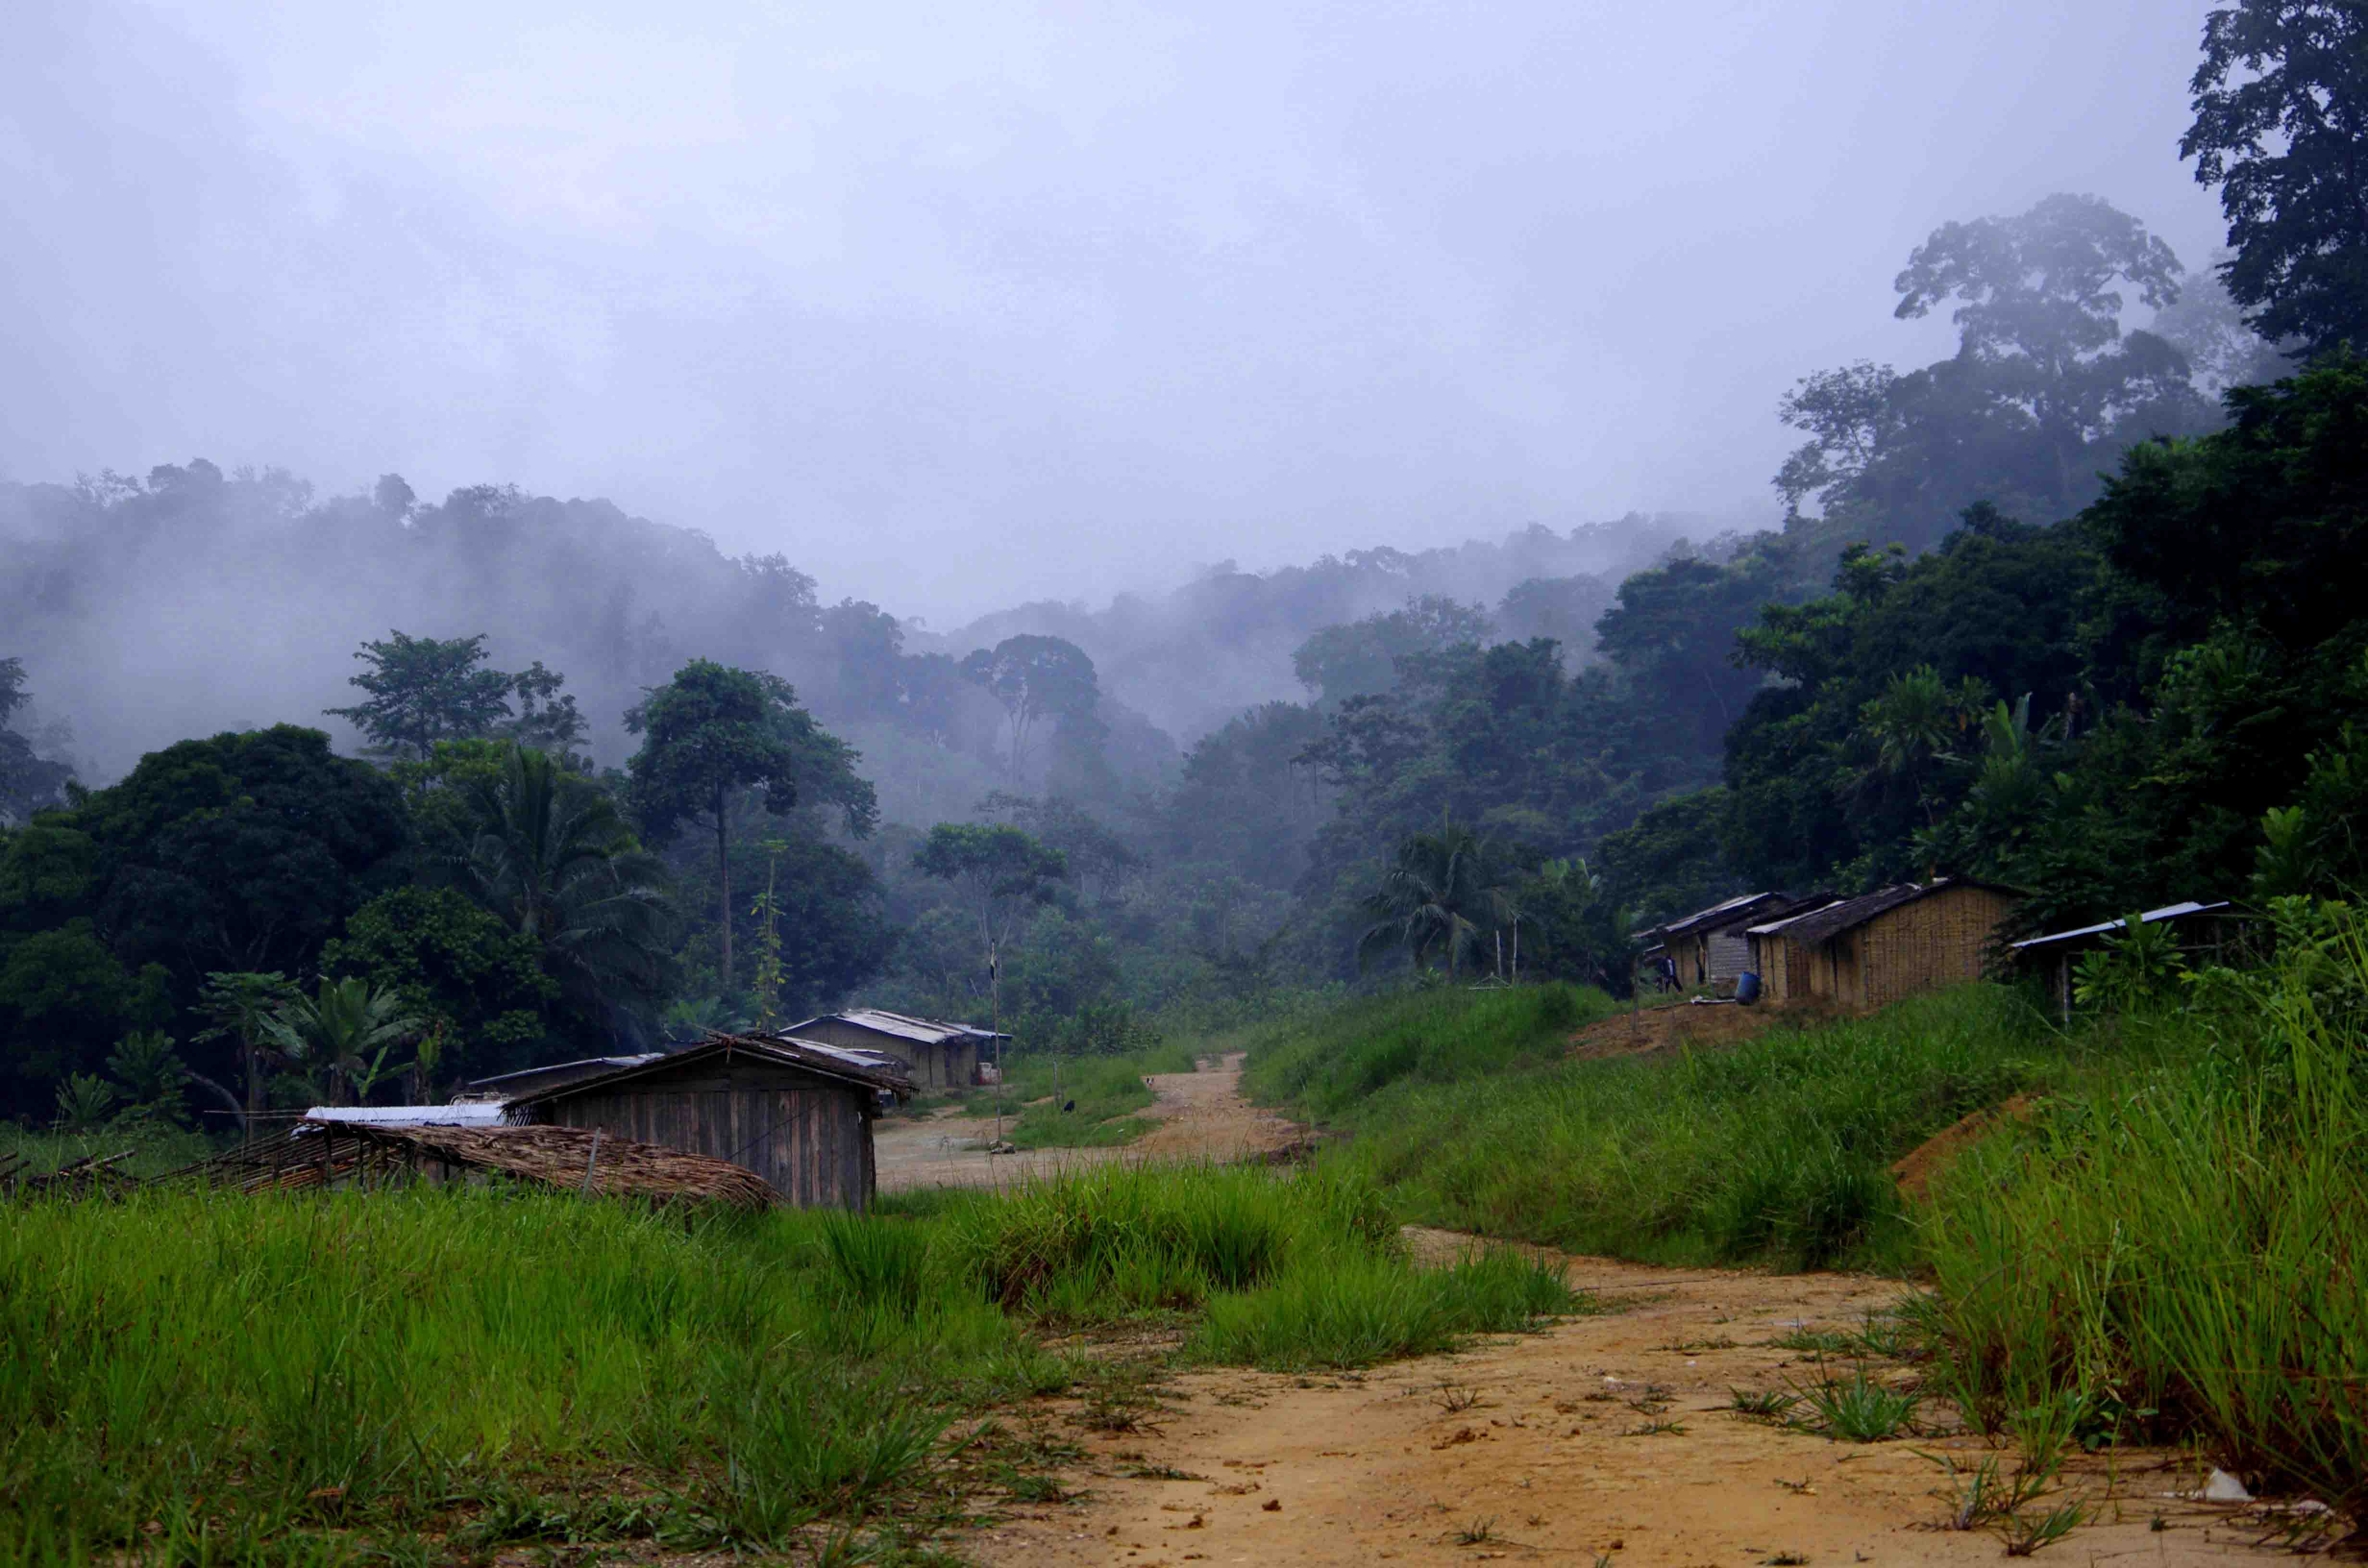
[
  {"xmin": 0, "ymin": 1163, "xmax": 1575, "ymax": 1564},
  {"xmin": 1236, "ymin": 958, "xmax": 2368, "ymax": 1507},
  {"xmin": 1237, "ymin": 980, "xmax": 2072, "ymax": 1271}
]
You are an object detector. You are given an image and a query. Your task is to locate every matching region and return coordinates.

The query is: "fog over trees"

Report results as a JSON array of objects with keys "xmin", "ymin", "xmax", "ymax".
[{"xmin": 3, "ymin": 0, "xmax": 2365, "ymax": 1134}]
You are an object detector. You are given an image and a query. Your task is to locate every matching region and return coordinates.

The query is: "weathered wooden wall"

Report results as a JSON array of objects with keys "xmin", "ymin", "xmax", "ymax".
[
  {"xmin": 534, "ymin": 1060, "xmax": 876, "ymax": 1210},
  {"xmin": 793, "ymin": 1019, "xmax": 973, "ymax": 1090}
]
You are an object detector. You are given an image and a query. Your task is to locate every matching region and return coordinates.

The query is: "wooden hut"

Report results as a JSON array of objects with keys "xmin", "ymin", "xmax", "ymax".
[
  {"xmin": 1648, "ymin": 892, "xmax": 1822, "ymax": 992},
  {"xmin": 503, "ymin": 1034, "xmax": 913, "ymax": 1211},
  {"xmin": 1749, "ymin": 879, "xmax": 2021, "ymax": 1008},
  {"xmin": 1746, "ymin": 899, "xmax": 1846, "ymax": 1004},
  {"xmin": 785, "ymin": 1009, "xmax": 1008, "ymax": 1092}
]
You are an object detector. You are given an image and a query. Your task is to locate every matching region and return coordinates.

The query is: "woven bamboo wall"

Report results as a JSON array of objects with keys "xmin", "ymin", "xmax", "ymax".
[
  {"xmin": 536, "ymin": 1060, "xmax": 876, "ymax": 1210},
  {"xmin": 1751, "ymin": 932, "xmax": 1814, "ymax": 1003},
  {"xmin": 1855, "ymin": 886, "xmax": 2020, "ymax": 1007}
]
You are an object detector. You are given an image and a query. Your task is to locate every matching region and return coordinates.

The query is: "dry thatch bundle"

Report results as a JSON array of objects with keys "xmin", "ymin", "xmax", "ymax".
[
  {"xmin": 162, "ymin": 1119, "xmax": 781, "ymax": 1210},
  {"xmin": 0, "ymin": 1148, "xmax": 138, "ymax": 1200}
]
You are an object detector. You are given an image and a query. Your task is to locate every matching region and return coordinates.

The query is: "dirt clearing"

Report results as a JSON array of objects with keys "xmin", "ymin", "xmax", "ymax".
[
  {"xmin": 875, "ymin": 1053, "xmax": 1302, "ymax": 1193},
  {"xmin": 973, "ymin": 1242, "xmax": 2296, "ymax": 1568}
]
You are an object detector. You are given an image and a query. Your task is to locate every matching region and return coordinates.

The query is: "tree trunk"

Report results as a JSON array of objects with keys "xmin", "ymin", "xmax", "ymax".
[
  {"xmin": 243, "ymin": 1040, "xmax": 262, "ymax": 1127},
  {"xmin": 715, "ymin": 784, "xmax": 733, "ymax": 994}
]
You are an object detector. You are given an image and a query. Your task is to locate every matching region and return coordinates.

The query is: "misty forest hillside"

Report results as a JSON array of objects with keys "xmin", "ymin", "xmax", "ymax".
[{"xmin": 5, "ymin": 124, "xmax": 2368, "ymax": 1124}]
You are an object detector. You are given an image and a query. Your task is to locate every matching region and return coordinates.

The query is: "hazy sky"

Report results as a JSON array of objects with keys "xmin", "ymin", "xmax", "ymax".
[{"xmin": 5, "ymin": 0, "xmax": 2222, "ymax": 622}]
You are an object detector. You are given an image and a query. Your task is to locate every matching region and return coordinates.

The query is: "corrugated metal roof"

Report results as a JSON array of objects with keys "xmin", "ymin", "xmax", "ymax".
[
  {"xmin": 1773, "ymin": 878, "xmax": 2023, "ymax": 947},
  {"xmin": 789, "ymin": 1008, "xmax": 1008, "ymax": 1046},
  {"xmin": 1657, "ymin": 892, "xmax": 1787, "ymax": 940},
  {"xmin": 302, "ymin": 1103, "xmax": 510, "ymax": 1127},
  {"xmin": 1746, "ymin": 899, "xmax": 1848, "ymax": 937},
  {"xmin": 503, "ymin": 1032, "xmax": 916, "ymax": 1109},
  {"xmin": 466, "ymin": 1054, "xmax": 662, "ymax": 1089},
  {"xmin": 2010, "ymin": 901, "xmax": 2235, "ymax": 952}
]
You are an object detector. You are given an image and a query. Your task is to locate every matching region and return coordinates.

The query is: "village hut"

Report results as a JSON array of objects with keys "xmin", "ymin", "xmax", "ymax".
[
  {"xmin": 1746, "ymin": 899, "xmax": 1846, "ymax": 1004},
  {"xmin": 785, "ymin": 1008, "xmax": 1009, "ymax": 1091},
  {"xmin": 1646, "ymin": 892, "xmax": 1824, "ymax": 992},
  {"xmin": 501, "ymin": 1033, "xmax": 913, "ymax": 1211},
  {"xmin": 1748, "ymin": 879, "xmax": 2021, "ymax": 1009},
  {"xmin": 2009, "ymin": 900, "xmax": 2256, "ymax": 1022}
]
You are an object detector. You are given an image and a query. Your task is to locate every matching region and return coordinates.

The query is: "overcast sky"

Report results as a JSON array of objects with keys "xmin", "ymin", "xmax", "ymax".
[{"xmin": 5, "ymin": 0, "xmax": 2222, "ymax": 622}]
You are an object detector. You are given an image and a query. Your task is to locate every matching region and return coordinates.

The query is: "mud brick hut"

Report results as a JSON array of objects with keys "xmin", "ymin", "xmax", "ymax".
[
  {"xmin": 1746, "ymin": 879, "xmax": 2021, "ymax": 1008},
  {"xmin": 502, "ymin": 1034, "xmax": 913, "ymax": 1211},
  {"xmin": 785, "ymin": 1008, "xmax": 1009, "ymax": 1091}
]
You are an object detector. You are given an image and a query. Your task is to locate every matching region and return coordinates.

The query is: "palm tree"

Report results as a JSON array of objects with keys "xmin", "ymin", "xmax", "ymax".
[
  {"xmin": 452, "ymin": 745, "xmax": 676, "ymax": 1041},
  {"xmin": 263, "ymin": 977, "xmax": 421, "ymax": 1106},
  {"xmin": 193, "ymin": 970, "xmax": 299, "ymax": 1129},
  {"xmin": 1357, "ymin": 814, "xmax": 1515, "ymax": 980}
]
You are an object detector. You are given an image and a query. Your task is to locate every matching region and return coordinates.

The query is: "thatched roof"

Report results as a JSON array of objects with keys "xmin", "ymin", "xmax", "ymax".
[
  {"xmin": 504, "ymin": 1032, "xmax": 916, "ymax": 1111},
  {"xmin": 163, "ymin": 1119, "xmax": 782, "ymax": 1209},
  {"xmin": 1774, "ymin": 878, "xmax": 2022, "ymax": 947}
]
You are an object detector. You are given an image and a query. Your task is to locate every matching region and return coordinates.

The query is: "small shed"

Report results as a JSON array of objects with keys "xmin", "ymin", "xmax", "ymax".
[
  {"xmin": 503, "ymin": 1033, "xmax": 914, "ymax": 1211},
  {"xmin": 2009, "ymin": 900, "xmax": 2256, "ymax": 1021},
  {"xmin": 785, "ymin": 1009, "xmax": 1009, "ymax": 1091},
  {"xmin": 1647, "ymin": 892, "xmax": 1825, "ymax": 992},
  {"xmin": 1751, "ymin": 879, "xmax": 2022, "ymax": 1009}
]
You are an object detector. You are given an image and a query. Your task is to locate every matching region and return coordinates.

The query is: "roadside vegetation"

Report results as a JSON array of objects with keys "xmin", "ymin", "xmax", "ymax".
[
  {"xmin": 1240, "ymin": 979, "xmax": 2064, "ymax": 1270},
  {"xmin": 1234, "ymin": 896, "xmax": 2368, "ymax": 1517},
  {"xmin": 0, "ymin": 1162, "xmax": 1580, "ymax": 1565}
]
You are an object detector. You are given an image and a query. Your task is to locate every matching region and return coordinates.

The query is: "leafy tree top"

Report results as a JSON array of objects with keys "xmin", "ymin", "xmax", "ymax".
[
  {"xmin": 625, "ymin": 659, "xmax": 877, "ymax": 841},
  {"xmin": 2183, "ymin": 0, "xmax": 2368, "ymax": 354},
  {"xmin": 325, "ymin": 632, "xmax": 517, "ymax": 762}
]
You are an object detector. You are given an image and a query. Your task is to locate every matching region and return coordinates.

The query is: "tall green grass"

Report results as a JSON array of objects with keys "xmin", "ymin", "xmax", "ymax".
[
  {"xmin": 1240, "ymin": 982, "xmax": 1615, "ymax": 1121},
  {"xmin": 1240, "ymin": 982, "xmax": 2068, "ymax": 1269},
  {"xmin": 0, "ymin": 1160, "xmax": 1573, "ymax": 1561},
  {"xmin": 1921, "ymin": 912, "xmax": 2368, "ymax": 1511}
]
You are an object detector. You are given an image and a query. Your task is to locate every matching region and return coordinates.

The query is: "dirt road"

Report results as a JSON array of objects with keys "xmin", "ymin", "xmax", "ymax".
[
  {"xmin": 972, "ymin": 1246, "xmax": 2292, "ymax": 1567},
  {"xmin": 948, "ymin": 1065, "xmax": 2293, "ymax": 1567},
  {"xmin": 874, "ymin": 1053, "xmax": 1301, "ymax": 1193}
]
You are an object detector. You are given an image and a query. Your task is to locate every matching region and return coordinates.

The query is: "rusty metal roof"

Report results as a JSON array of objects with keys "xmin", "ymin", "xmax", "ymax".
[
  {"xmin": 788, "ymin": 1008, "xmax": 1009, "ymax": 1046},
  {"xmin": 502, "ymin": 1032, "xmax": 916, "ymax": 1111}
]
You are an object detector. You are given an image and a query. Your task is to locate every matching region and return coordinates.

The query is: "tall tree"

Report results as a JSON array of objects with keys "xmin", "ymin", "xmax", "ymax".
[
  {"xmin": 325, "ymin": 632, "xmax": 516, "ymax": 761},
  {"xmin": 0, "ymin": 657, "xmax": 75, "ymax": 826},
  {"xmin": 625, "ymin": 660, "xmax": 876, "ymax": 993},
  {"xmin": 911, "ymin": 822, "xmax": 1069, "ymax": 1020},
  {"xmin": 2183, "ymin": 0, "xmax": 2368, "ymax": 354},
  {"xmin": 960, "ymin": 635, "xmax": 1101, "ymax": 784},
  {"xmin": 1780, "ymin": 196, "xmax": 2209, "ymax": 551},
  {"xmin": 451, "ymin": 745, "xmax": 673, "ymax": 1041}
]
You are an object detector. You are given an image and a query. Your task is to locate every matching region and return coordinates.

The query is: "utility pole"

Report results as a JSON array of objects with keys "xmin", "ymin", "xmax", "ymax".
[{"xmin": 990, "ymin": 942, "xmax": 1005, "ymax": 1145}]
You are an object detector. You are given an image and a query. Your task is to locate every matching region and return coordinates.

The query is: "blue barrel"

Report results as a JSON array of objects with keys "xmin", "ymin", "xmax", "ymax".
[{"xmin": 1735, "ymin": 971, "xmax": 1763, "ymax": 1005}]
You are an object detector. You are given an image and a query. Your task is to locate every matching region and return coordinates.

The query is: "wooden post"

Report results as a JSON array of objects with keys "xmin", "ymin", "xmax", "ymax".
[{"xmin": 580, "ymin": 1128, "xmax": 603, "ymax": 1196}]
